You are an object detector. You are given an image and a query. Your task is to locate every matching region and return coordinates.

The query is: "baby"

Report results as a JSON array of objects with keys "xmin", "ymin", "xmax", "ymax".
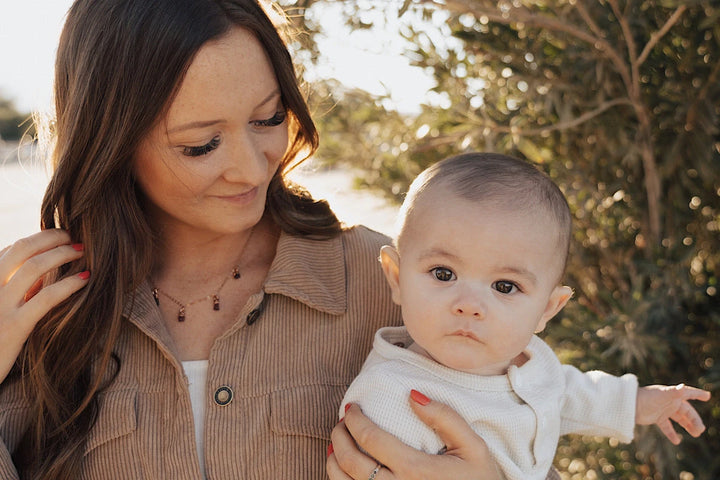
[{"xmin": 340, "ymin": 152, "xmax": 710, "ymax": 479}]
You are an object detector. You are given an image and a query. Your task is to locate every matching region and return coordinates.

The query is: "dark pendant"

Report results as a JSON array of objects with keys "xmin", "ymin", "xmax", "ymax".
[
  {"xmin": 152, "ymin": 288, "xmax": 160, "ymax": 306},
  {"xmin": 232, "ymin": 267, "xmax": 241, "ymax": 279},
  {"xmin": 178, "ymin": 306, "xmax": 186, "ymax": 322},
  {"xmin": 213, "ymin": 295, "xmax": 220, "ymax": 311}
]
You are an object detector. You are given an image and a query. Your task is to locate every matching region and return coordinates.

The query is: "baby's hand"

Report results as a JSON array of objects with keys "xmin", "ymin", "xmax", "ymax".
[{"xmin": 635, "ymin": 384, "xmax": 711, "ymax": 445}]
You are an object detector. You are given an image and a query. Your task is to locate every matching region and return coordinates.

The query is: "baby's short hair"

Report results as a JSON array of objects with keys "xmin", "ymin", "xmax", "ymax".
[{"xmin": 397, "ymin": 152, "xmax": 572, "ymax": 276}]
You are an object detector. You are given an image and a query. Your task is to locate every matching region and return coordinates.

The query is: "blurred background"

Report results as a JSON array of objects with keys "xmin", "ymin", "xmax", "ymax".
[{"xmin": 1, "ymin": 1, "xmax": 719, "ymax": 478}]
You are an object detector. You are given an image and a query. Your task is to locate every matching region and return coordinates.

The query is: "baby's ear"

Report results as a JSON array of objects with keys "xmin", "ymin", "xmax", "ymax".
[
  {"xmin": 380, "ymin": 245, "xmax": 401, "ymax": 305},
  {"xmin": 536, "ymin": 285, "xmax": 573, "ymax": 333}
]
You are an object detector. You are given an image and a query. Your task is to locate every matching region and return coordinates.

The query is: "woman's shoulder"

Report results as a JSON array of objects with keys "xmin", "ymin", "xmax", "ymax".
[{"xmin": 339, "ymin": 224, "xmax": 393, "ymax": 254}]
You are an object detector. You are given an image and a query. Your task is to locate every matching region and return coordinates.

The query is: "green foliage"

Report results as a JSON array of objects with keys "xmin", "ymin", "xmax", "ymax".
[
  {"xmin": 288, "ymin": 0, "xmax": 720, "ymax": 478},
  {"xmin": 0, "ymin": 93, "xmax": 33, "ymax": 141}
]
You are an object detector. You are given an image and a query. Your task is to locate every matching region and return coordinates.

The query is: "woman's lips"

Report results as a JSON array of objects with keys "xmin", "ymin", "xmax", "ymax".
[{"xmin": 215, "ymin": 186, "xmax": 258, "ymax": 204}]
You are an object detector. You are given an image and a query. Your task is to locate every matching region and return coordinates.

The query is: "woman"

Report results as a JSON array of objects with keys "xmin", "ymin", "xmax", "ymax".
[{"xmin": 0, "ymin": 1, "xmax": 549, "ymax": 479}]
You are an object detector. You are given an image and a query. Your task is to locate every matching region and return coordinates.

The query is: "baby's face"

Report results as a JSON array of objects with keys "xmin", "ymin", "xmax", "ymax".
[{"xmin": 392, "ymin": 192, "xmax": 569, "ymax": 375}]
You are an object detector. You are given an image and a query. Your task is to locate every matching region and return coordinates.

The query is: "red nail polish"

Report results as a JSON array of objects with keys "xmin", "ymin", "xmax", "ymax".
[
  {"xmin": 78, "ymin": 271, "xmax": 91, "ymax": 280},
  {"xmin": 327, "ymin": 443, "xmax": 334, "ymax": 457},
  {"xmin": 72, "ymin": 243, "xmax": 84, "ymax": 251},
  {"xmin": 410, "ymin": 389, "xmax": 430, "ymax": 406},
  {"xmin": 344, "ymin": 403, "xmax": 352, "ymax": 414}
]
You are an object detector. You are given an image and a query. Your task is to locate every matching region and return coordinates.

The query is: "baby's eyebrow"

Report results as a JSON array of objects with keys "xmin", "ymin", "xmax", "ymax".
[
  {"xmin": 496, "ymin": 266, "xmax": 538, "ymax": 286},
  {"xmin": 416, "ymin": 247, "xmax": 460, "ymax": 263}
]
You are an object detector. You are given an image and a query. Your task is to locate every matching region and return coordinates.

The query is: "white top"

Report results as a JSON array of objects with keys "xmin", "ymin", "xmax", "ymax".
[
  {"xmin": 182, "ymin": 360, "xmax": 209, "ymax": 480},
  {"xmin": 341, "ymin": 327, "xmax": 638, "ymax": 480}
]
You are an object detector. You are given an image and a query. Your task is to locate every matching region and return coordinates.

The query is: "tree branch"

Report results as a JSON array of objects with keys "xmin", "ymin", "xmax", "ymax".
[
  {"xmin": 422, "ymin": 0, "xmax": 636, "ymax": 104},
  {"xmin": 574, "ymin": 1, "xmax": 634, "ymax": 95},
  {"xmin": 467, "ymin": 98, "xmax": 633, "ymax": 137},
  {"xmin": 685, "ymin": 56, "xmax": 720, "ymax": 130},
  {"xmin": 637, "ymin": 5, "xmax": 687, "ymax": 66},
  {"xmin": 608, "ymin": 0, "xmax": 639, "ymax": 97}
]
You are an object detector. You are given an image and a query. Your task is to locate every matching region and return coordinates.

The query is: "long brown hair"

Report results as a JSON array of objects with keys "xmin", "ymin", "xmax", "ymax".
[{"xmin": 12, "ymin": 0, "xmax": 339, "ymax": 477}]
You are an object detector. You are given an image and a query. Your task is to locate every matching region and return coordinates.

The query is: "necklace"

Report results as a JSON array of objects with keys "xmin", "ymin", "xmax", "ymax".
[{"xmin": 152, "ymin": 265, "xmax": 242, "ymax": 322}]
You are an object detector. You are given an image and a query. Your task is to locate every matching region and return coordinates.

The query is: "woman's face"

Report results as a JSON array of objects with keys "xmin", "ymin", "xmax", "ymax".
[{"xmin": 134, "ymin": 27, "xmax": 289, "ymax": 238}]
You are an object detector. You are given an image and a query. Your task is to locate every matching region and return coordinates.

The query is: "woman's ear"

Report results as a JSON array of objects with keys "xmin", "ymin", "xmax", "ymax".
[
  {"xmin": 535, "ymin": 285, "xmax": 573, "ymax": 333},
  {"xmin": 380, "ymin": 245, "xmax": 402, "ymax": 305}
]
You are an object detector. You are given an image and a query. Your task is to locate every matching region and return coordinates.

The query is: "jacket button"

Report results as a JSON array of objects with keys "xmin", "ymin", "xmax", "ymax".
[
  {"xmin": 214, "ymin": 386, "xmax": 233, "ymax": 406},
  {"xmin": 246, "ymin": 308, "xmax": 261, "ymax": 325}
]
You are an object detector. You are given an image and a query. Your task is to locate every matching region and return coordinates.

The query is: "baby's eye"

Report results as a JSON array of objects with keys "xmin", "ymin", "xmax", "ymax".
[
  {"xmin": 492, "ymin": 281, "xmax": 518, "ymax": 294},
  {"xmin": 182, "ymin": 135, "xmax": 221, "ymax": 157},
  {"xmin": 431, "ymin": 267, "xmax": 456, "ymax": 282},
  {"xmin": 251, "ymin": 110, "xmax": 287, "ymax": 128}
]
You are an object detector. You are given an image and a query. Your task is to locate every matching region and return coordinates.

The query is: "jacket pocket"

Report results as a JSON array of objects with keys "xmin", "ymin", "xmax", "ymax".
[
  {"xmin": 269, "ymin": 384, "xmax": 347, "ymax": 479},
  {"xmin": 270, "ymin": 384, "xmax": 346, "ymax": 441},
  {"xmin": 84, "ymin": 389, "xmax": 137, "ymax": 456}
]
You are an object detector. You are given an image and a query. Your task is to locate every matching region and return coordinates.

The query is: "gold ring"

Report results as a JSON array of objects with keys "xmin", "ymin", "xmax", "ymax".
[{"xmin": 368, "ymin": 463, "xmax": 382, "ymax": 480}]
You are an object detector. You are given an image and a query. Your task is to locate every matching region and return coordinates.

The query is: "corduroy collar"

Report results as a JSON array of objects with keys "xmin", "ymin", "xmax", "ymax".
[
  {"xmin": 125, "ymin": 229, "xmax": 347, "ymax": 330},
  {"xmin": 263, "ymin": 229, "xmax": 347, "ymax": 316}
]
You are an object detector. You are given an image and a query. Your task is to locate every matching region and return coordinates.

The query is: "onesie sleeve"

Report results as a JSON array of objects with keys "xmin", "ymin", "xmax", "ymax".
[{"xmin": 559, "ymin": 365, "xmax": 638, "ymax": 443}]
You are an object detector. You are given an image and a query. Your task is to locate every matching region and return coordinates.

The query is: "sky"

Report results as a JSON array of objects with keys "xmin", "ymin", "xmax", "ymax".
[
  {"xmin": 0, "ymin": 1, "xmax": 74, "ymax": 113},
  {"xmin": 0, "ymin": 1, "xmax": 434, "ymax": 114}
]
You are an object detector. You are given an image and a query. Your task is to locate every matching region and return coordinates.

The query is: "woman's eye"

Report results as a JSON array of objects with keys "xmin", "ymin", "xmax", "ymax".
[
  {"xmin": 492, "ymin": 281, "xmax": 517, "ymax": 294},
  {"xmin": 182, "ymin": 136, "xmax": 221, "ymax": 157},
  {"xmin": 251, "ymin": 109, "xmax": 287, "ymax": 128},
  {"xmin": 431, "ymin": 267, "xmax": 456, "ymax": 282}
]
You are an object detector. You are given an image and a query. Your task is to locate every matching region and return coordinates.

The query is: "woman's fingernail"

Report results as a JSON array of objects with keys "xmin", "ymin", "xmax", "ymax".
[
  {"xmin": 72, "ymin": 243, "xmax": 84, "ymax": 251},
  {"xmin": 410, "ymin": 389, "xmax": 431, "ymax": 406},
  {"xmin": 344, "ymin": 403, "xmax": 352, "ymax": 414},
  {"xmin": 327, "ymin": 443, "xmax": 334, "ymax": 457},
  {"xmin": 78, "ymin": 271, "xmax": 91, "ymax": 280}
]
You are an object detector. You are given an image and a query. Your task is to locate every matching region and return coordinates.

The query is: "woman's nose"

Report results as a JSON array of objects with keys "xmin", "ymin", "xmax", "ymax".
[{"xmin": 222, "ymin": 133, "xmax": 268, "ymax": 183}]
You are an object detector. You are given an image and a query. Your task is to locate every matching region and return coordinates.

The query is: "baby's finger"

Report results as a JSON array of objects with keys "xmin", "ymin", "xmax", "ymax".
[
  {"xmin": 678, "ymin": 385, "xmax": 711, "ymax": 402},
  {"xmin": 656, "ymin": 418, "xmax": 681, "ymax": 445},
  {"xmin": 671, "ymin": 402, "xmax": 706, "ymax": 438}
]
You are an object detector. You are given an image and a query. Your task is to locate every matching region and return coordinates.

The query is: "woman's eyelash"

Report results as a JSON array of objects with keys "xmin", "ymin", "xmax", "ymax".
[
  {"xmin": 252, "ymin": 110, "xmax": 287, "ymax": 127},
  {"xmin": 179, "ymin": 110, "xmax": 284, "ymax": 156},
  {"xmin": 182, "ymin": 135, "xmax": 220, "ymax": 157}
]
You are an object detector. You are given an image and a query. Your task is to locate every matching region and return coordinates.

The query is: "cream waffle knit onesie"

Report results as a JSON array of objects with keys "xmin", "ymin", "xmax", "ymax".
[{"xmin": 340, "ymin": 326, "xmax": 638, "ymax": 480}]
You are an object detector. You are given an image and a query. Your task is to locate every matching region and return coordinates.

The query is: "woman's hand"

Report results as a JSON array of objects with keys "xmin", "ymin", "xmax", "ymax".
[
  {"xmin": 0, "ymin": 229, "xmax": 88, "ymax": 384},
  {"xmin": 327, "ymin": 390, "xmax": 502, "ymax": 480}
]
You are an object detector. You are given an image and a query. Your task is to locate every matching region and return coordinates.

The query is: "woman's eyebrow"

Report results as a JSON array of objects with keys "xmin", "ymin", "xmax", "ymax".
[
  {"xmin": 167, "ymin": 89, "xmax": 281, "ymax": 134},
  {"xmin": 255, "ymin": 88, "xmax": 281, "ymax": 108},
  {"xmin": 168, "ymin": 119, "xmax": 225, "ymax": 134}
]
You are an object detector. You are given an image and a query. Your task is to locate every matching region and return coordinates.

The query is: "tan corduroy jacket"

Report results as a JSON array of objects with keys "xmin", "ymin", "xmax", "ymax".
[{"xmin": 0, "ymin": 226, "xmax": 402, "ymax": 479}]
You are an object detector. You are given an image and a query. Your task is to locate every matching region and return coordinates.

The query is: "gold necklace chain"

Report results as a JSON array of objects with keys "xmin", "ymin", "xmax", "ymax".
[{"xmin": 152, "ymin": 266, "xmax": 241, "ymax": 322}]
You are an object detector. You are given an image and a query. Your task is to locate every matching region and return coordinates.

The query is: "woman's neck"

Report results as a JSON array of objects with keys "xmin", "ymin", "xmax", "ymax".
[{"xmin": 152, "ymin": 216, "xmax": 277, "ymax": 286}]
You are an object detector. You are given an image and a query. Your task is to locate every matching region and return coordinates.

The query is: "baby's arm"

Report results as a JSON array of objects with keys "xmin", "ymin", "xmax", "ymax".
[{"xmin": 635, "ymin": 384, "xmax": 711, "ymax": 444}]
